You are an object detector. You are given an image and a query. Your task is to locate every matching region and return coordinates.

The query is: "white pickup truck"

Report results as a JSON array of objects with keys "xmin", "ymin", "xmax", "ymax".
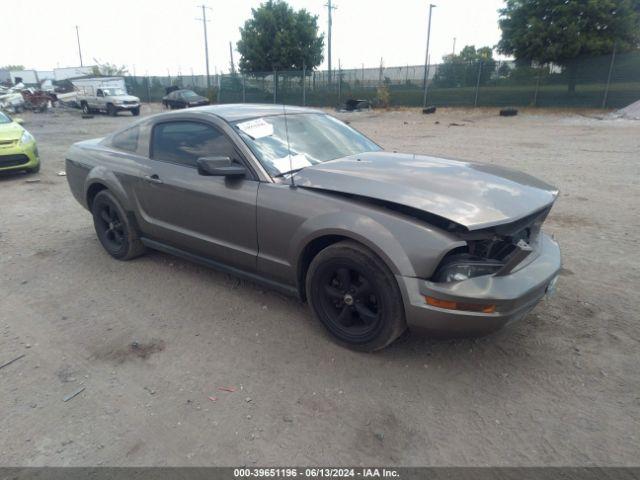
[{"xmin": 73, "ymin": 77, "xmax": 141, "ymax": 116}]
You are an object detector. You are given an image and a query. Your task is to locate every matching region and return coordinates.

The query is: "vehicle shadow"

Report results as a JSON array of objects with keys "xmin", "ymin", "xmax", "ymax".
[
  {"xmin": 375, "ymin": 319, "xmax": 538, "ymax": 368},
  {"xmin": 110, "ymin": 248, "xmax": 538, "ymax": 369},
  {"xmin": 0, "ymin": 170, "xmax": 36, "ymax": 183}
]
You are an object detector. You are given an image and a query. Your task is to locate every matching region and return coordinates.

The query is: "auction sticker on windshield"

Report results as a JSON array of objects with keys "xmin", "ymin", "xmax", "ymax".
[{"xmin": 237, "ymin": 118, "xmax": 274, "ymax": 139}]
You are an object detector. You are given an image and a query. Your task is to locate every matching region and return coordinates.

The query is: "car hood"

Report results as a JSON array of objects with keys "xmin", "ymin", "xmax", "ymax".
[
  {"xmin": 294, "ymin": 151, "xmax": 559, "ymax": 231},
  {"xmin": 0, "ymin": 122, "xmax": 24, "ymax": 141}
]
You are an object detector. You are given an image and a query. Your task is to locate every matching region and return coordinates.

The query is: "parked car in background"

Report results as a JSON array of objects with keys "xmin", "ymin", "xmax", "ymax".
[
  {"xmin": 65, "ymin": 104, "xmax": 561, "ymax": 351},
  {"xmin": 162, "ymin": 89, "xmax": 210, "ymax": 109},
  {"xmin": 74, "ymin": 77, "xmax": 140, "ymax": 116},
  {"xmin": 0, "ymin": 111, "xmax": 40, "ymax": 174}
]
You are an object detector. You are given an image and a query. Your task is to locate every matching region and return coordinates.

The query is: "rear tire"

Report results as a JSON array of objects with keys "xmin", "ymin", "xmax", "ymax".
[
  {"xmin": 306, "ymin": 241, "xmax": 406, "ymax": 351},
  {"xmin": 81, "ymin": 102, "xmax": 91, "ymax": 114},
  {"xmin": 91, "ymin": 190, "xmax": 145, "ymax": 260}
]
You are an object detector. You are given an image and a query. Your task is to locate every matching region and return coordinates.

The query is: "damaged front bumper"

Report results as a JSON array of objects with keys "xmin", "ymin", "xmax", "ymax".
[{"xmin": 398, "ymin": 233, "xmax": 561, "ymax": 336}]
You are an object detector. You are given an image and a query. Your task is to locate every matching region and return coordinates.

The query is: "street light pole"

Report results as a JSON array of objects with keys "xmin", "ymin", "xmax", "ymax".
[
  {"xmin": 75, "ymin": 25, "xmax": 83, "ymax": 67},
  {"xmin": 422, "ymin": 3, "xmax": 436, "ymax": 108}
]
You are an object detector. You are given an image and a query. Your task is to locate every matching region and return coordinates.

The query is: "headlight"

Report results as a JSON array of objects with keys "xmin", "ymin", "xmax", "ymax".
[
  {"xmin": 20, "ymin": 130, "xmax": 34, "ymax": 145},
  {"xmin": 434, "ymin": 255, "xmax": 503, "ymax": 283}
]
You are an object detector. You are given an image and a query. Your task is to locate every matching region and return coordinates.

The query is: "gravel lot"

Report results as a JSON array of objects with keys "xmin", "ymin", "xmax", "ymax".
[{"xmin": 1, "ymin": 104, "xmax": 638, "ymax": 466}]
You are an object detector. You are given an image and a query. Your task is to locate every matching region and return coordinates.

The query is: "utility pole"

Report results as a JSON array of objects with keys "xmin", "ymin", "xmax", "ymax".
[
  {"xmin": 325, "ymin": 0, "xmax": 337, "ymax": 84},
  {"xmin": 422, "ymin": 3, "xmax": 436, "ymax": 108},
  {"xmin": 337, "ymin": 58, "xmax": 342, "ymax": 104},
  {"xmin": 602, "ymin": 42, "xmax": 618, "ymax": 109},
  {"xmin": 452, "ymin": 37, "xmax": 456, "ymax": 56},
  {"xmin": 196, "ymin": 5, "xmax": 212, "ymax": 90},
  {"xmin": 229, "ymin": 41, "xmax": 236, "ymax": 74},
  {"xmin": 75, "ymin": 26, "xmax": 83, "ymax": 67}
]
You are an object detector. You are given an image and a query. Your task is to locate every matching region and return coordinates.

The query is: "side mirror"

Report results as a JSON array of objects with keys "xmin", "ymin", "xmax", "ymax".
[
  {"xmin": 197, "ymin": 156, "xmax": 246, "ymax": 178},
  {"xmin": 14, "ymin": 118, "xmax": 24, "ymax": 125}
]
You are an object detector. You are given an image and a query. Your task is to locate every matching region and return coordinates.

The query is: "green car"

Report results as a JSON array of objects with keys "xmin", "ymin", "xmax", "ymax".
[{"xmin": 0, "ymin": 111, "xmax": 40, "ymax": 174}]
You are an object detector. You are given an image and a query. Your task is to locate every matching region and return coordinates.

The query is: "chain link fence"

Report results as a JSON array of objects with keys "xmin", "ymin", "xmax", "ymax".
[{"xmin": 124, "ymin": 50, "xmax": 639, "ymax": 109}]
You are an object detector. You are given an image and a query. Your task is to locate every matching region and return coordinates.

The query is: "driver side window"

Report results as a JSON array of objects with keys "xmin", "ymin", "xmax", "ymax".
[{"xmin": 151, "ymin": 121, "xmax": 239, "ymax": 168}]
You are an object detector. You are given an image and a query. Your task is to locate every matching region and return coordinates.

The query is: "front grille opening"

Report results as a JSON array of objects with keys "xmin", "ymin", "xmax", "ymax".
[
  {"xmin": 433, "ymin": 208, "xmax": 548, "ymax": 282},
  {"xmin": 471, "ymin": 237, "xmax": 517, "ymax": 262},
  {"xmin": 0, "ymin": 154, "xmax": 30, "ymax": 167}
]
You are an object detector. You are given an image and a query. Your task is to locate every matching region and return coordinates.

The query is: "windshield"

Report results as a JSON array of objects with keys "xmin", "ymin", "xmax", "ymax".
[
  {"xmin": 235, "ymin": 113, "xmax": 381, "ymax": 177},
  {"xmin": 103, "ymin": 88, "xmax": 126, "ymax": 96},
  {"xmin": 182, "ymin": 91, "xmax": 199, "ymax": 98},
  {"xmin": 0, "ymin": 111, "xmax": 11, "ymax": 124}
]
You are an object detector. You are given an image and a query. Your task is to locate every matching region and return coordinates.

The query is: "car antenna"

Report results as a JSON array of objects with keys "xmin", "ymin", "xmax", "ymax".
[{"xmin": 282, "ymin": 100, "xmax": 295, "ymax": 188}]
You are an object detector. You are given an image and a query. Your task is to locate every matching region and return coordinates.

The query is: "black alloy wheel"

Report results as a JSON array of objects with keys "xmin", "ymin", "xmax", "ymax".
[
  {"xmin": 307, "ymin": 241, "xmax": 406, "ymax": 351},
  {"xmin": 91, "ymin": 190, "xmax": 145, "ymax": 260},
  {"xmin": 318, "ymin": 265, "xmax": 381, "ymax": 339},
  {"xmin": 96, "ymin": 202, "xmax": 125, "ymax": 252}
]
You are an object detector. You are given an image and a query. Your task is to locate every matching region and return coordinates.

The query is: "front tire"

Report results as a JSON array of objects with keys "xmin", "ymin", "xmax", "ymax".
[
  {"xmin": 306, "ymin": 241, "xmax": 406, "ymax": 351},
  {"xmin": 106, "ymin": 104, "xmax": 117, "ymax": 116},
  {"xmin": 91, "ymin": 190, "xmax": 145, "ymax": 260},
  {"xmin": 131, "ymin": 107, "xmax": 140, "ymax": 116}
]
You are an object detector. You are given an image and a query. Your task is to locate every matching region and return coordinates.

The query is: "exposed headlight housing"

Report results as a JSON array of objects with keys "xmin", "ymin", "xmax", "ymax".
[
  {"xmin": 20, "ymin": 130, "xmax": 34, "ymax": 145},
  {"xmin": 434, "ymin": 255, "xmax": 503, "ymax": 283}
]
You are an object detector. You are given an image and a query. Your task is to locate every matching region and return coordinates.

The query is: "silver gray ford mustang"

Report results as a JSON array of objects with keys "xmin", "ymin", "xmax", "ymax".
[{"xmin": 66, "ymin": 104, "xmax": 561, "ymax": 351}]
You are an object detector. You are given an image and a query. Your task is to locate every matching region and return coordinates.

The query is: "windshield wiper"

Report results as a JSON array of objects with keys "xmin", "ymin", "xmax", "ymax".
[{"xmin": 274, "ymin": 167, "xmax": 305, "ymax": 178}]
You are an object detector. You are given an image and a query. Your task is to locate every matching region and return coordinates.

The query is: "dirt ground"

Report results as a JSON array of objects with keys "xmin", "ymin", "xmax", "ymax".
[{"xmin": 1, "ymin": 104, "xmax": 638, "ymax": 467}]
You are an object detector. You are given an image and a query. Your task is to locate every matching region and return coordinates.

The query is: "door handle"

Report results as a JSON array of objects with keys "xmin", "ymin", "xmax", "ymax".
[{"xmin": 144, "ymin": 174, "xmax": 163, "ymax": 184}]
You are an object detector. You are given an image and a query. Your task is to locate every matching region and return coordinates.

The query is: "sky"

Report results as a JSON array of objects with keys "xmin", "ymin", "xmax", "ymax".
[{"xmin": 4, "ymin": 0, "xmax": 506, "ymax": 75}]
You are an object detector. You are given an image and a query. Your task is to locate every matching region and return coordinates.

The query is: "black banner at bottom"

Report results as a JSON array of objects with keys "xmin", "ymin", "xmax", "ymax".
[{"xmin": 1, "ymin": 468, "xmax": 639, "ymax": 480}]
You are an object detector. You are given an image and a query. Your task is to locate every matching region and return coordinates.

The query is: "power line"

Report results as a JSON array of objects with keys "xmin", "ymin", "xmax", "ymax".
[{"xmin": 196, "ymin": 5, "xmax": 212, "ymax": 90}]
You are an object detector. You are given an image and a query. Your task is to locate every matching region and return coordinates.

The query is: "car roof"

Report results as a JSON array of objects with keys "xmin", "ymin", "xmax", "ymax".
[{"xmin": 193, "ymin": 103, "xmax": 323, "ymax": 122}]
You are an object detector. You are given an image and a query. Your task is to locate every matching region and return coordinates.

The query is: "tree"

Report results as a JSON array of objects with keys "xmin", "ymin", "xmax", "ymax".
[
  {"xmin": 237, "ymin": 0, "xmax": 324, "ymax": 72},
  {"xmin": 1, "ymin": 65, "xmax": 25, "ymax": 71},
  {"xmin": 92, "ymin": 60, "xmax": 128, "ymax": 76},
  {"xmin": 498, "ymin": 0, "xmax": 640, "ymax": 92},
  {"xmin": 433, "ymin": 45, "xmax": 497, "ymax": 88},
  {"xmin": 497, "ymin": 62, "xmax": 512, "ymax": 78}
]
